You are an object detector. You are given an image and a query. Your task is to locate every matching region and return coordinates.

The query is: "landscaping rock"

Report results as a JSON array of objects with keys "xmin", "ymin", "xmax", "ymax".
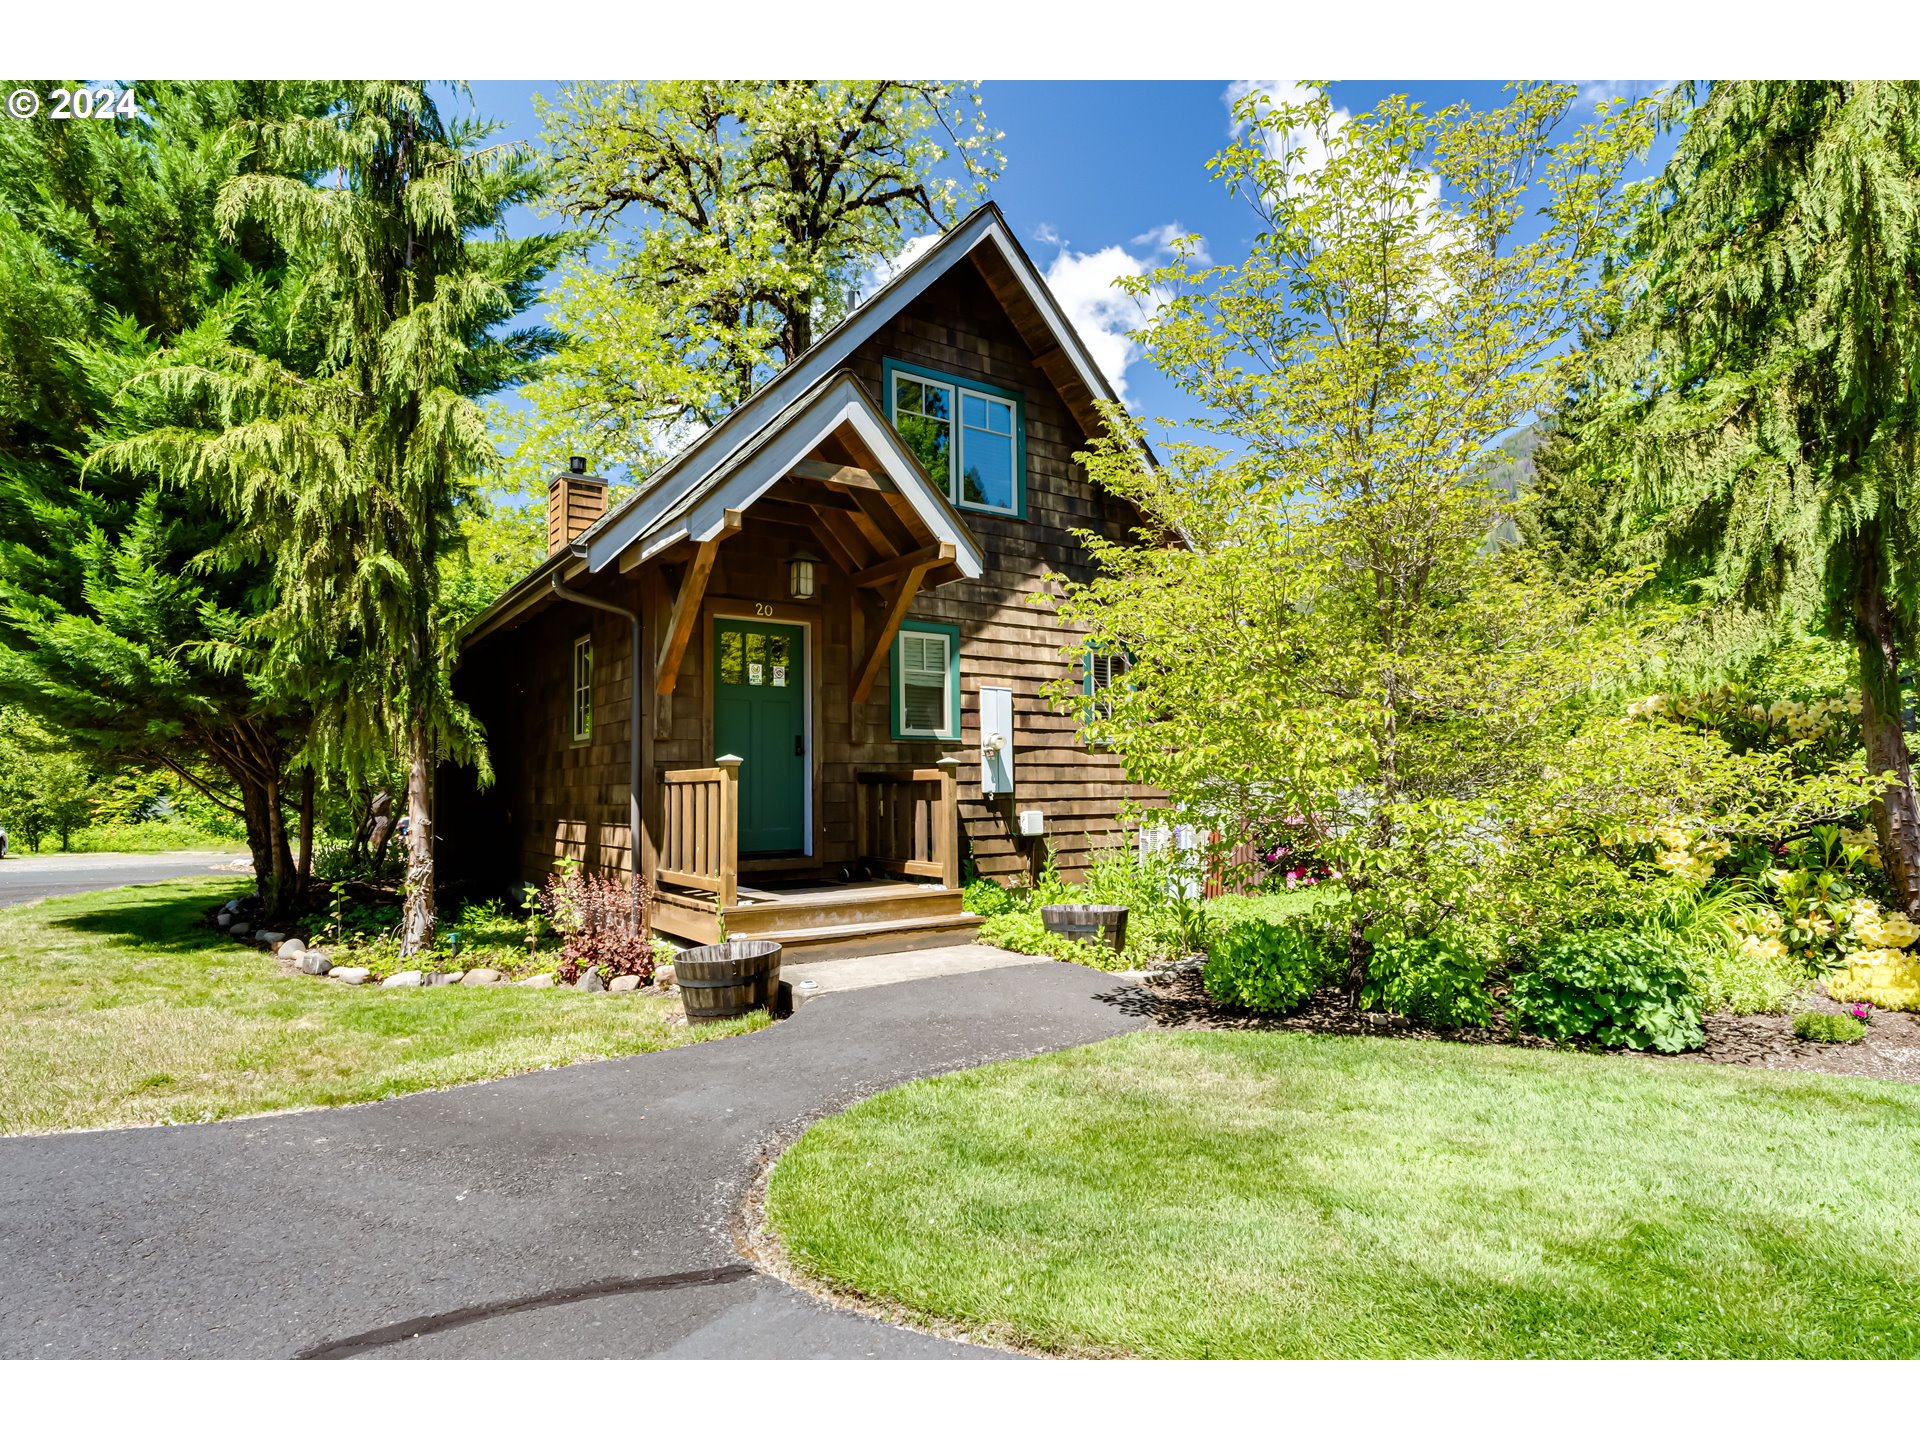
[
  {"xmin": 575, "ymin": 966, "xmax": 606, "ymax": 993},
  {"xmin": 608, "ymin": 975, "xmax": 641, "ymax": 994},
  {"xmin": 427, "ymin": 970, "xmax": 465, "ymax": 986},
  {"xmin": 382, "ymin": 971, "xmax": 424, "ymax": 988},
  {"xmin": 518, "ymin": 973, "xmax": 554, "ymax": 988},
  {"xmin": 329, "ymin": 967, "xmax": 370, "ymax": 985},
  {"xmin": 277, "ymin": 938, "xmax": 307, "ymax": 958},
  {"xmin": 460, "ymin": 968, "xmax": 503, "ymax": 986},
  {"xmin": 221, "ymin": 898, "xmax": 241, "ymax": 914},
  {"xmin": 231, "ymin": 923, "xmax": 251, "ymax": 938},
  {"xmin": 298, "ymin": 952, "xmax": 333, "ymax": 976},
  {"xmin": 655, "ymin": 963, "xmax": 676, "ymax": 991},
  {"xmin": 256, "ymin": 930, "xmax": 287, "ymax": 946},
  {"xmin": 216, "ymin": 914, "xmax": 233, "ymax": 929}
]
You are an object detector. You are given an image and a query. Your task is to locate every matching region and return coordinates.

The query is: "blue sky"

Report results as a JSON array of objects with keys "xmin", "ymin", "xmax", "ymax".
[{"xmin": 460, "ymin": 79, "xmax": 1672, "ymax": 445}]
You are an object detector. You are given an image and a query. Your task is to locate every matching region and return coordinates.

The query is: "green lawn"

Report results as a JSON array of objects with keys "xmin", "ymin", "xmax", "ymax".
[
  {"xmin": 766, "ymin": 1030, "xmax": 1920, "ymax": 1358},
  {"xmin": 0, "ymin": 877, "xmax": 766, "ymax": 1135}
]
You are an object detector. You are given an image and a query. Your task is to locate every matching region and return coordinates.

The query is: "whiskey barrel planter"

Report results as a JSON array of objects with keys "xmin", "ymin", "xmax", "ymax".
[
  {"xmin": 675, "ymin": 940, "xmax": 783, "ymax": 1021},
  {"xmin": 1040, "ymin": 904, "xmax": 1130, "ymax": 955}
]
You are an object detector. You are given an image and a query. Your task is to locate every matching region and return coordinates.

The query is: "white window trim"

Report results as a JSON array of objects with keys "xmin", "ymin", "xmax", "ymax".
[
  {"xmin": 571, "ymin": 634, "xmax": 593, "ymax": 743},
  {"xmin": 891, "ymin": 371, "xmax": 1021, "ymax": 518},
  {"xmin": 896, "ymin": 629, "xmax": 953, "ymax": 739}
]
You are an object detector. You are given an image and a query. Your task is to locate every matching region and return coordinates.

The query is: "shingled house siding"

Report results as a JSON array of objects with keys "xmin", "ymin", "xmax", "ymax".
[
  {"xmin": 459, "ymin": 597, "xmax": 638, "ymax": 887},
  {"xmin": 450, "ymin": 254, "xmax": 1159, "ymax": 895},
  {"xmin": 845, "ymin": 259, "xmax": 1154, "ymax": 883}
]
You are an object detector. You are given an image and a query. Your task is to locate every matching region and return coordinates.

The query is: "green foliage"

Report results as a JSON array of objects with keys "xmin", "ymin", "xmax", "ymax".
[
  {"xmin": 1509, "ymin": 927, "xmax": 1705, "ymax": 1052},
  {"xmin": 1201, "ymin": 918, "xmax": 1337, "ymax": 1014},
  {"xmin": 1555, "ymin": 81, "xmax": 1920, "ymax": 913},
  {"xmin": 975, "ymin": 908, "xmax": 1109, "ymax": 966},
  {"xmin": 1360, "ymin": 931, "xmax": 1495, "ymax": 1029},
  {"xmin": 962, "ymin": 877, "xmax": 1018, "ymax": 918},
  {"xmin": 0, "ymin": 710, "xmax": 93, "ymax": 851},
  {"xmin": 1048, "ymin": 85, "xmax": 1680, "ymax": 1003},
  {"xmin": 1793, "ymin": 1011, "xmax": 1867, "ymax": 1045},
  {"xmin": 0, "ymin": 83, "xmax": 333, "ymax": 895},
  {"xmin": 97, "ymin": 82, "xmax": 567, "ymax": 950},
  {"xmin": 507, "ymin": 81, "xmax": 1001, "ymax": 486}
]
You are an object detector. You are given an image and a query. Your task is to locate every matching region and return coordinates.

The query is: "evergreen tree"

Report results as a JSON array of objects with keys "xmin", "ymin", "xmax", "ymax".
[
  {"xmin": 0, "ymin": 81, "xmax": 328, "ymax": 905},
  {"xmin": 103, "ymin": 82, "xmax": 565, "ymax": 952},
  {"xmin": 1571, "ymin": 82, "xmax": 1920, "ymax": 915}
]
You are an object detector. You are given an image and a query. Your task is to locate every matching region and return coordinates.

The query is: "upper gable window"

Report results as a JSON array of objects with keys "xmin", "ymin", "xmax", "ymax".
[{"xmin": 884, "ymin": 359, "xmax": 1024, "ymax": 517}]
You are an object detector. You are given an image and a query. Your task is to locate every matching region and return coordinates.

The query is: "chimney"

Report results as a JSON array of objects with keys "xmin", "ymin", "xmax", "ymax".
[{"xmin": 547, "ymin": 457, "xmax": 607, "ymax": 557}]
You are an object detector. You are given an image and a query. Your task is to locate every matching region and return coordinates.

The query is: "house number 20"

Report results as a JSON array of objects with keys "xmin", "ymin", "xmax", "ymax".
[{"xmin": 754, "ymin": 603, "xmax": 774, "ymax": 616}]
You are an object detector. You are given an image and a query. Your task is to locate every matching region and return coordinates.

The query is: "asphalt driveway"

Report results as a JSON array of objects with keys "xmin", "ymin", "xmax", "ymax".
[
  {"xmin": 0, "ymin": 961, "xmax": 1145, "ymax": 1359},
  {"xmin": 0, "ymin": 851, "xmax": 250, "ymax": 909}
]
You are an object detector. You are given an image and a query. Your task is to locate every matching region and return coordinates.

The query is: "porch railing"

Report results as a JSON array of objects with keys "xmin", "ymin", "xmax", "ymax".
[
  {"xmin": 856, "ymin": 762, "xmax": 959, "ymax": 890},
  {"xmin": 656, "ymin": 757, "xmax": 739, "ymax": 906}
]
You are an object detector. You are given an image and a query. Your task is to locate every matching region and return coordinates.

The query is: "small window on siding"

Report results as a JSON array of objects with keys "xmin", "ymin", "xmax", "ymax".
[
  {"xmin": 571, "ymin": 634, "xmax": 593, "ymax": 743},
  {"xmin": 893, "ymin": 625, "xmax": 959, "ymax": 740},
  {"xmin": 1085, "ymin": 644, "xmax": 1132, "ymax": 721}
]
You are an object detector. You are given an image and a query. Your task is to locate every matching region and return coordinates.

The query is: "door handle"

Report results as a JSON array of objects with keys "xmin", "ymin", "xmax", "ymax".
[{"xmin": 794, "ymin": 734, "xmax": 805, "ymax": 757}]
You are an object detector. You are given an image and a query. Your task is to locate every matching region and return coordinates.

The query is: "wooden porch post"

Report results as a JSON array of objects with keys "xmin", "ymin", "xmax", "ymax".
[
  {"xmin": 715, "ymin": 754, "xmax": 741, "ymax": 909},
  {"xmin": 936, "ymin": 754, "xmax": 962, "ymax": 891}
]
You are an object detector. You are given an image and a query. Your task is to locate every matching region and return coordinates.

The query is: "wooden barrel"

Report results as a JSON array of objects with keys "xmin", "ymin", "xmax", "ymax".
[
  {"xmin": 1040, "ymin": 904, "xmax": 1130, "ymax": 954},
  {"xmin": 676, "ymin": 940, "xmax": 783, "ymax": 1021}
]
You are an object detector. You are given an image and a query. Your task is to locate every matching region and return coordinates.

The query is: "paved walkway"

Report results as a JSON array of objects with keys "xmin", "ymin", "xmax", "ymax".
[
  {"xmin": 0, "ymin": 960, "xmax": 1145, "ymax": 1358},
  {"xmin": 0, "ymin": 852, "xmax": 250, "ymax": 909}
]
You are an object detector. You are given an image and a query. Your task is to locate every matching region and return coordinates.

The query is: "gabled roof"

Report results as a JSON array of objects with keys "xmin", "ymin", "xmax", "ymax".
[
  {"xmin": 461, "ymin": 200, "xmax": 1129, "ymax": 646},
  {"xmin": 575, "ymin": 200, "xmax": 1123, "ymax": 575},
  {"xmin": 609, "ymin": 369, "xmax": 984, "ymax": 580}
]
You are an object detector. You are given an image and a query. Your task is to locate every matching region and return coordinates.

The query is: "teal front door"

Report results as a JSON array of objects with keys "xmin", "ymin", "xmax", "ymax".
[{"xmin": 713, "ymin": 618, "xmax": 807, "ymax": 854}]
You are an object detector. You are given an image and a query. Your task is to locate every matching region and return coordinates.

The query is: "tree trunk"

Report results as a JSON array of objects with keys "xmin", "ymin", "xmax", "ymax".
[
  {"xmin": 296, "ymin": 765, "xmax": 316, "ymax": 904},
  {"xmin": 236, "ymin": 768, "xmax": 293, "ymax": 915},
  {"xmin": 400, "ymin": 723, "xmax": 435, "ymax": 955},
  {"xmin": 1855, "ymin": 576, "xmax": 1920, "ymax": 918}
]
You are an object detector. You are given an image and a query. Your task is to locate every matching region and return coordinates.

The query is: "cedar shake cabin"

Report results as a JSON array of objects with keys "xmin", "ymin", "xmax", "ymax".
[{"xmin": 440, "ymin": 203, "xmax": 1159, "ymax": 957}]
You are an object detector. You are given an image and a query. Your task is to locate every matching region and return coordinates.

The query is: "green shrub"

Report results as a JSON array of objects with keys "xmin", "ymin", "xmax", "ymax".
[
  {"xmin": 976, "ymin": 909, "xmax": 1110, "ymax": 966},
  {"xmin": 1508, "ymin": 928, "xmax": 1704, "ymax": 1053},
  {"xmin": 1202, "ymin": 918, "xmax": 1338, "ymax": 1014},
  {"xmin": 963, "ymin": 878, "xmax": 1020, "ymax": 918},
  {"xmin": 1361, "ymin": 931, "xmax": 1494, "ymax": 1029},
  {"xmin": 1793, "ymin": 1010, "xmax": 1867, "ymax": 1044},
  {"xmin": 1206, "ymin": 890, "xmax": 1330, "ymax": 927}
]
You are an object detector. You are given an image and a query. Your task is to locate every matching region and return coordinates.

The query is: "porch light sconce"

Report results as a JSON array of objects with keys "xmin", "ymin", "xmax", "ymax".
[{"xmin": 788, "ymin": 549, "xmax": 820, "ymax": 600}]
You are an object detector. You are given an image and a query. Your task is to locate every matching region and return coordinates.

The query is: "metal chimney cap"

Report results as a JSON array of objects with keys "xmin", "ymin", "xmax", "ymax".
[{"xmin": 568, "ymin": 455, "xmax": 588, "ymax": 475}]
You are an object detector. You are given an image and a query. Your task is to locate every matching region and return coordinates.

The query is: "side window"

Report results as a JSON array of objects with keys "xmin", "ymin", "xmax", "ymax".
[
  {"xmin": 892, "ymin": 624, "xmax": 960, "ymax": 740},
  {"xmin": 571, "ymin": 634, "xmax": 593, "ymax": 743},
  {"xmin": 887, "ymin": 361, "xmax": 1023, "ymax": 517},
  {"xmin": 1085, "ymin": 643, "xmax": 1132, "ymax": 722}
]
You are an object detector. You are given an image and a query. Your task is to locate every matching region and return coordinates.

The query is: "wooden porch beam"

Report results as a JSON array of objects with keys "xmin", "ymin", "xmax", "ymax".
[
  {"xmin": 852, "ymin": 542, "xmax": 954, "ymax": 590},
  {"xmin": 851, "ymin": 561, "xmax": 934, "ymax": 705},
  {"xmin": 654, "ymin": 509, "xmax": 741, "ymax": 696},
  {"xmin": 790, "ymin": 458, "xmax": 885, "ymax": 491}
]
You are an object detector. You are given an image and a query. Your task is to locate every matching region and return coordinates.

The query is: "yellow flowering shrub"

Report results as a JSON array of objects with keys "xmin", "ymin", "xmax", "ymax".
[{"xmin": 1828, "ymin": 952, "xmax": 1920, "ymax": 1012}]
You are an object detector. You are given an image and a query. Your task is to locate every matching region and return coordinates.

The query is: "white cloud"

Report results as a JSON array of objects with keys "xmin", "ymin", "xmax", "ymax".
[
  {"xmin": 1131, "ymin": 223, "xmax": 1210, "ymax": 266},
  {"xmin": 1576, "ymin": 79, "xmax": 1677, "ymax": 106},
  {"xmin": 863, "ymin": 232, "xmax": 942, "ymax": 296},
  {"xmin": 1032, "ymin": 221, "xmax": 1063, "ymax": 248},
  {"xmin": 1222, "ymin": 80, "xmax": 1351, "ymax": 177},
  {"xmin": 1042, "ymin": 244, "xmax": 1164, "ymax": 406}
]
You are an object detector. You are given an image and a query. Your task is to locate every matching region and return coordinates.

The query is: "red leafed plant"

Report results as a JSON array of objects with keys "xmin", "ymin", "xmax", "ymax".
[{"xmin": 539, "ymin": 864, "xmax": 655, "ymax": 985}]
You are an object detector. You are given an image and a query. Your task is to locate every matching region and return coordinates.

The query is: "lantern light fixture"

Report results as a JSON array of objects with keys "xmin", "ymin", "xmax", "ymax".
[{"xmin": 788, "ymin": 549, "xmax": 820, "ymax": 600}]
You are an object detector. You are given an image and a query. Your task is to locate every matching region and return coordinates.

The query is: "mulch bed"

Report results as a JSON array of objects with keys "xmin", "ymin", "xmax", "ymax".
[{"xmin": 1114, "ymin": 962, "xmax": 1920, "ymax": 1086}]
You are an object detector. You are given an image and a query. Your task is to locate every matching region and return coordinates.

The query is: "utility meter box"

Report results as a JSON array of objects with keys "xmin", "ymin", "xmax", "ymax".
[
  {"xmin": 980, "ymin": 686, "xmax": 1014, "ymax": 797},
  {"xmin": 1017, "ymin": 809, "xmax": 1046, "ymax": 837}
]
